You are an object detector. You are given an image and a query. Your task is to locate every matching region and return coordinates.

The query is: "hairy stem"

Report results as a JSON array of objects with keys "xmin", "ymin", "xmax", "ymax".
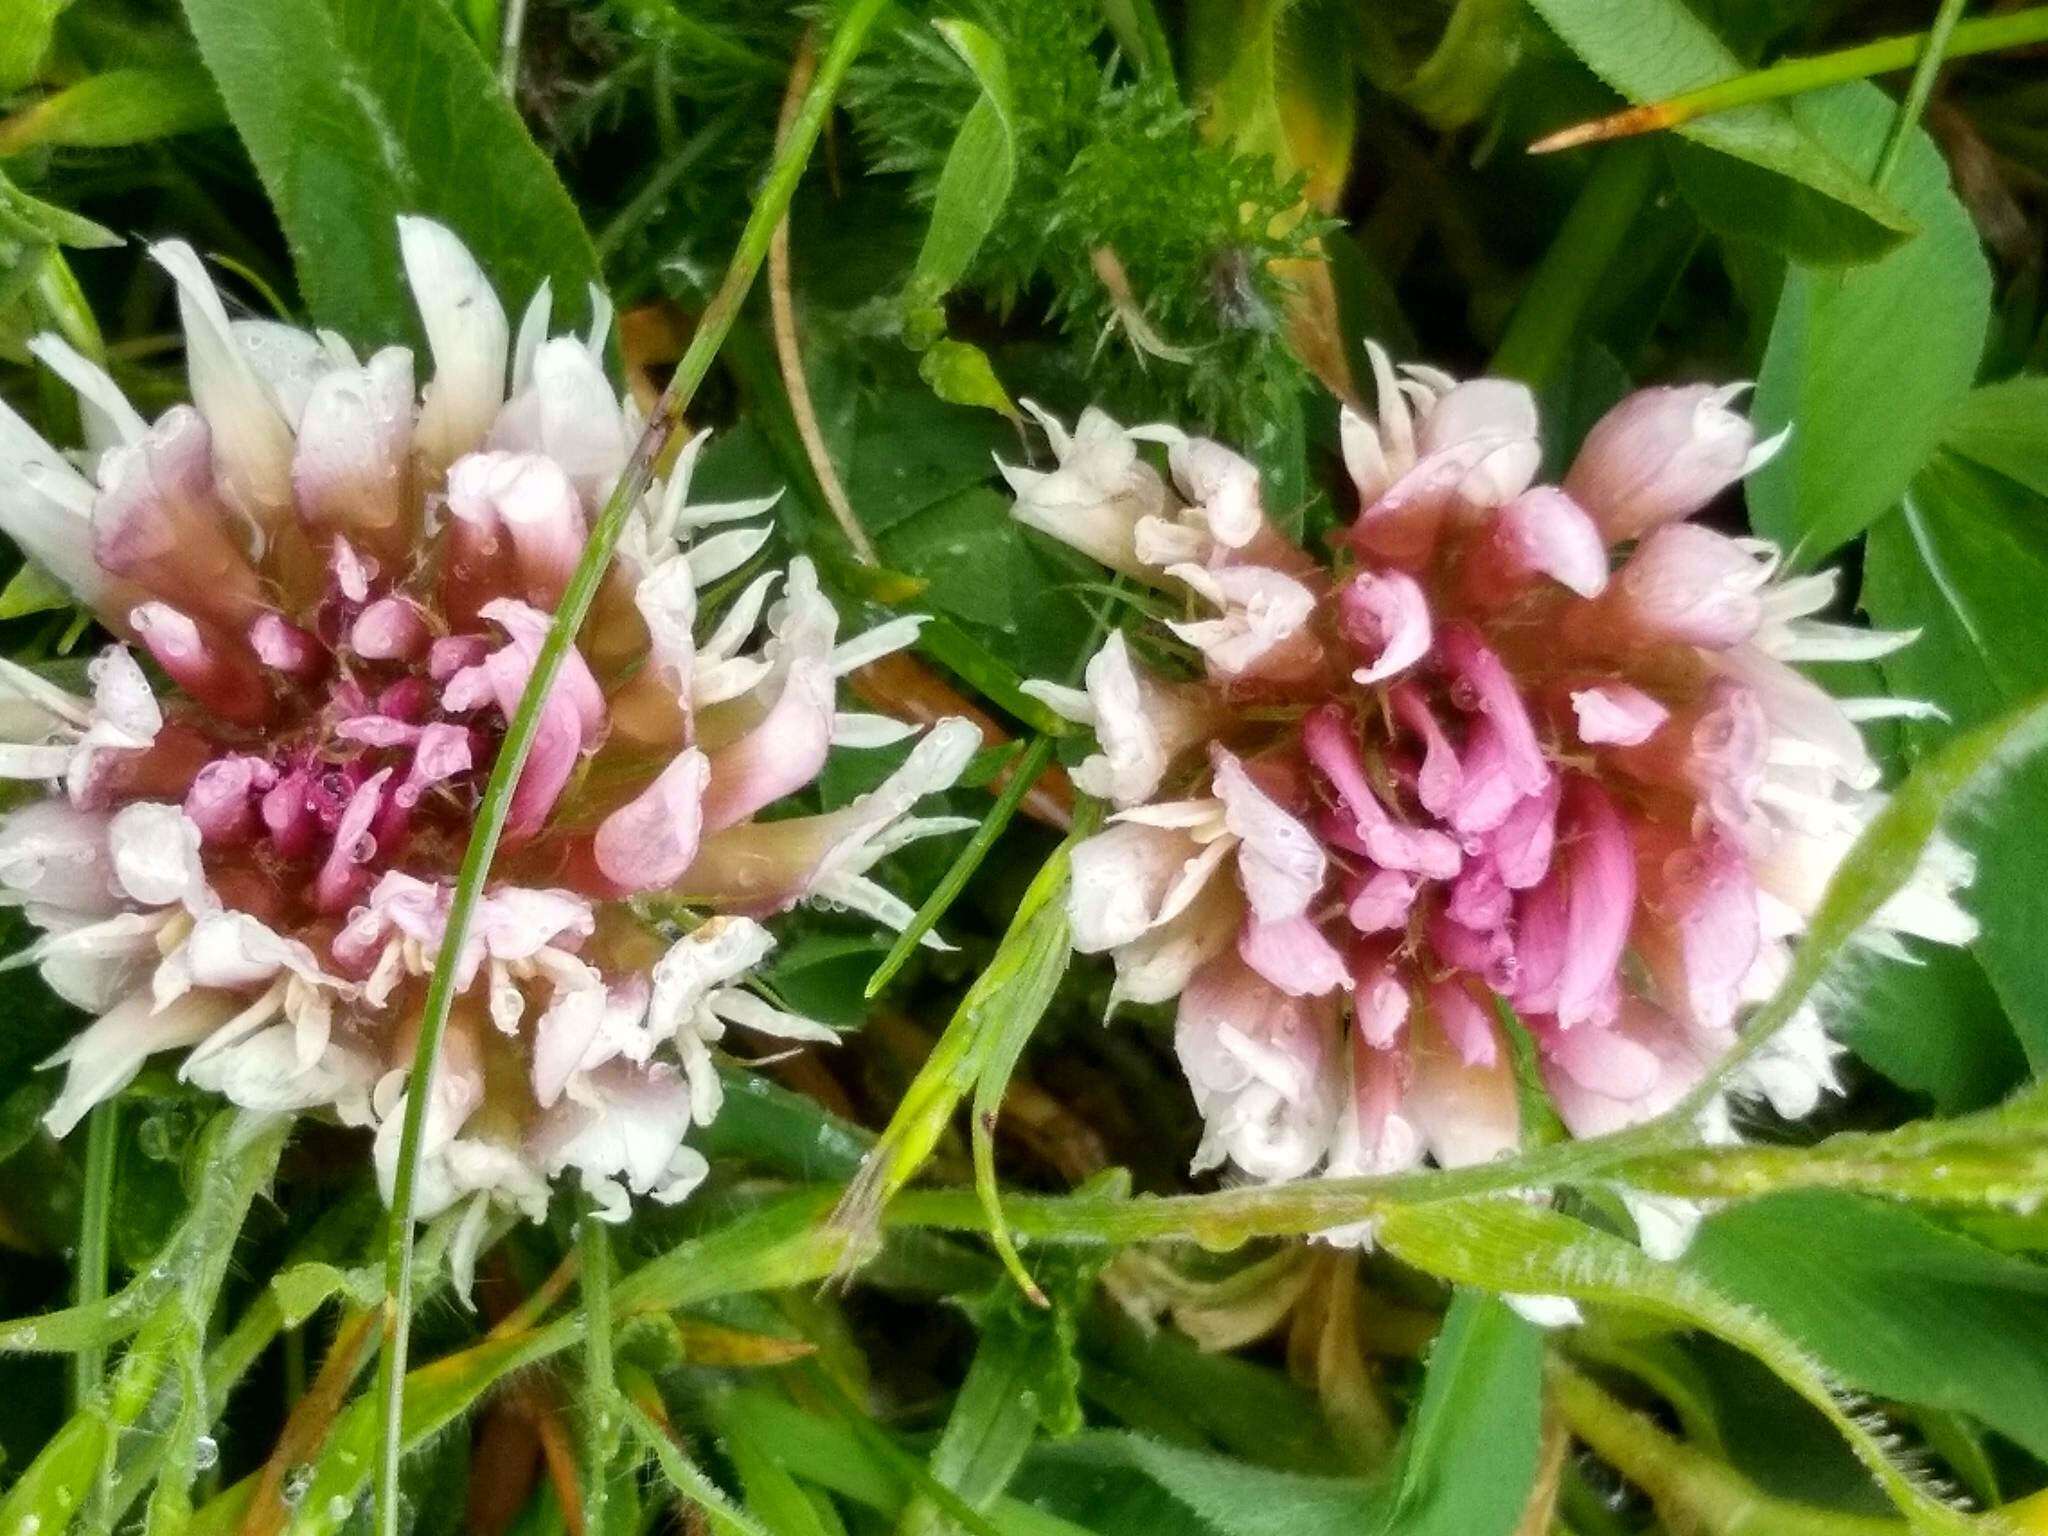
[{"xmin": 1550, "ymin": 1359, "xmax": 1907, "ymax": 1536}]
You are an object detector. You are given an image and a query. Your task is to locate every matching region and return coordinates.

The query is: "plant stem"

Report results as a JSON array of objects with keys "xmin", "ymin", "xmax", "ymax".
[
  {"xmin": 1549, "ymin": 1359, "xmax": 1908, "ymax": 1536},
  {"xmin": 72, "ymin": 1101, "xmax": 119, "ymax": 1408},
  {"xmin": 1872, "ymin": 0, "xmax": 1970, "ymax": 191},
  {"xmin": 578, "ymin": 1212, "xmax": 616, "ymax": 1536},
  {"xmin": 769, "ymin": 28, "xmax": 879, "ymax": 566},
  {"xmin": 1531, "ymin": 5, "xmax": 2048, "ymax": 152},
  {"xmin": 620, "ymin": 1396, "xmax": 773, "ymax": 1536},
  {"xmin": 1488, "ymin": 141, "xmax": 1659, "ymax": 388},
  {"xmin": 369, "ymin": 6, "xmax": 888, "ymax": 1535}
]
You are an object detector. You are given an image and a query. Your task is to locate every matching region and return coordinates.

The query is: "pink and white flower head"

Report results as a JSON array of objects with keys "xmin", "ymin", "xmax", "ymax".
[
  {"xmin": 0, "ymin": 219, "xmax": 976, "ymax": 1242},
  {"xmin": 1012, "ymin": 347, "xmax": 1972, "ymax": 1232}
]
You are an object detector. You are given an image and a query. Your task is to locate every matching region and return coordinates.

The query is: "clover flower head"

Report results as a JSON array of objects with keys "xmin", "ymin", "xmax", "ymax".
[
  {"xmin": 0, "ymin": 218, "xmax": 976, "ymax": 1259},
  {"xmin": 1009, "ymin": 345, "xmax": 1970, "ymax": 1238}
]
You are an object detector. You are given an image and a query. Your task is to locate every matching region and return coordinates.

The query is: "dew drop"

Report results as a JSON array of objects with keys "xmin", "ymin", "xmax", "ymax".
[
  {"xmin": 137, "ymin": 1116, "xmax": 174, "ymax": 1161},
  {"xmin": 282, "ymin": 1465, "xmax": 314, "ymax": 1507},
  {"xmin": 192, "ymin": 1435, "xmax": 218, "ymax": 1471}
]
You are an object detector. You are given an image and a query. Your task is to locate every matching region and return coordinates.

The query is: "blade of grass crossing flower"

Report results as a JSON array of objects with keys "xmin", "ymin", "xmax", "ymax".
[
  {"xmin": 71, "ymin": 1101, "xmax": 119, "ymax": 1406},
  {"xmin": 1530, "ymin": 5, "xmax": 2048, "ymax": 152},
  {"xmin": 830, "ymin": 801, "xmax": 1100, "ymax": 1278},
  {"xmin": 867, "ymin": 735, "xmax": 1058, "ymax": 998},
  {"xmin": 371, "ymin": 7, "xmax": 889, "ymax": 1536},
  {"xmin": 1374, "ymin": 1199, "xmax": 1975, "ymax": 1532}
]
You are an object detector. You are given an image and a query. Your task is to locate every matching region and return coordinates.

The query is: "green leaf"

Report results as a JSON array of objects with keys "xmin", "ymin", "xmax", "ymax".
[
  {"xmin": 1688, "ymin": 1192, "xmax": 2048, "ymax": 1461},
  {"xmin": 0, "ymin": 559, "xmax": 77, "ymax": 619},
  {"xmin": 1374, "ymin": 1199, "xmax": 1972, "ymax": 1532},
  {"xmin": 1746, "ymin": 84, "xmax": 1991, "ymax": 561},
  {"xmin": 0, "ymin": 65, "xmax": 224, "ymax": 154},
  {"xmin": 902, "ymin": 19, "xmax": 1016, "ymax": 318},
  {"xmin": 0, "ymin": 1111, "xmax": 277, "ymax": 1356},
  {"xmin": 920, "ymin": 338, "xmax": 1019, "ymax": 419},
  {"xmin": 1383, "ymin": 1292, "xmax": 1542, "ymax": 1536},
  {"xmin": 1523, "ymin": 0, "xmax": 1914, "ymax": 252},
  {"xmin": 693, "ymin": 1066, "xmax": 875, "ymax": 1181},
  {"xmin": 0, "ymin": 0, "xmax": 62, "ymax": 93},
  {"xmin": 879, "ymin": 487, "xmax": 1090, "ymax": 680},
  {"xmin": 1831, "ymin": 945, "xmax": 2027, "ymax": 1113},
  {"xmin": 1031, "ymin": 1433, "xmax": 1386, "ymax": 1536},
  {"xmin": 1666, "ymin": 136, "xmax": 1897, "ymax": 266},
  {"xmin": 899, "ymin": 1281, "xmax": 1089, "ymax": 1535},
  {"xmin": 177, "ymin": 0, "xmax": 601, "ymax": 343},
  {"xmin": 1862, "ymin": 452, "xmax": 2048, "ymax": 1068},
  {"xmin": 1942, "ymin": 375, "xmax": 2048, "ymax": 498}
]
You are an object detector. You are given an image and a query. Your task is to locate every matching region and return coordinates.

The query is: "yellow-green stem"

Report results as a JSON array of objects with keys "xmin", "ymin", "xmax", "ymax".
[{"xmin": 1533, "ymin": 5, "xmax": 2048, "ymax": 151}]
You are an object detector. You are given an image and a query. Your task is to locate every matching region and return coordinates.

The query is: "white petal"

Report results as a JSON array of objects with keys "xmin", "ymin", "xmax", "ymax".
[
  {"xmin": 400, "ymin": 216, "xmax": 510, "ymax": 469},
  {"xmin": 107, "ymin": 801, "xmax": 208, "ymax": 908},
  {"xmin": 830, "ymin": 712, "xmax": 919, "ymax": 748},
  {"xmin": 831, "ymin": 615, "xmax": 928, "ymax": 676},
  {"xmin": 708, "ymin": 988, "xmax": 839, "ymax": 1044},
  {"xmin": 27, "ymin": 333, "xmax": 146, "ymax": 452},
  {"xmin": 45, "ymin": 988, "xmax": 237, "ymax": 1137},
  {"xmin": 684, "ymin": 524, "xmax": 774, "ymax": 587},
  {"xmin": 149, "ymin": 241, "xmax": 295, "ymax": 522}
]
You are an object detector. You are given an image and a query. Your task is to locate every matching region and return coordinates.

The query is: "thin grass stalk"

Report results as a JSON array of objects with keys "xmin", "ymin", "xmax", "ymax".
[
  {"xmin": 370, "ymin": 5, "xmax": 889, "ymax": 1532},
  {"xmin": 72, "ymin": 1101, "xmax": 119, "ymax": 1408},
  {"xmin": 1872, "ymin": 0, "xmax": 1970, "ymax": 190}
]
